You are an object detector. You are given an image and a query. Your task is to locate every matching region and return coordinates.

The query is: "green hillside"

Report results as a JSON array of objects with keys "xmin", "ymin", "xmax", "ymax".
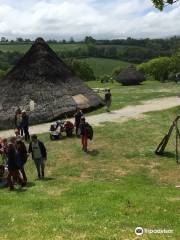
[{"xmin": 81, "ymin": 58, "xmax": 129, "ymax": 77}]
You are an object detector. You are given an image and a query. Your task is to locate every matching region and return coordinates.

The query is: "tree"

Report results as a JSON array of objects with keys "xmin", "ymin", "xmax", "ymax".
[
  {"xmin": 16, "ymin": 37, "xmax": 24, "ymax": 43},
  {"xmin": 152, "ymin": 0, "xmax": 178, "ymax": 10},
  {"xmin": 138, "ymin": 57, "xmax": 171, "ymax": 81},
  {"xmin": 1, "ymin": 37, "xmax": 8, "ymax": 43},
  {"xmin": 69, "ymin": 37, "xmax": 75, "ymax": 43},
  {"xmin": 169, "ymin": 51, "xmax": 180, "ymax": 73},
  {"xmin": 66, "ymin": 59, "xmax": 96, "ymax": 81},
  {"xmin": 84, "ymin": 36, "xmax": 96, "ymax": 44}
]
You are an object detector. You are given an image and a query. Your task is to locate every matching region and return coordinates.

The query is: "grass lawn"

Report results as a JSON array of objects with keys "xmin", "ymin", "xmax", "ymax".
[
  {"xmin": 86, "ymin": 80, "xmax": 180, "ymax": 115},
  {"xmin": 0, "ymin": 107, "xmax": 180, "ymax": 239},
  {"xmin": 80, "ymin": 58, "xmax": 129, "ymax": 77}
]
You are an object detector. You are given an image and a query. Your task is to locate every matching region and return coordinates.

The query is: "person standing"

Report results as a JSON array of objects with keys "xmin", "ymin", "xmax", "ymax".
[
  {"xmin": 104, "ymin": 89, "xmax": 112, "ymax": 112},
  {"xmin": 7, "ymin": 143, "xmax": 24, "ymax": 190},
  {"xmin": 28, "ymin": 135, "xmax": 47, "ymax": 180},
  {"xmin": 22, "ymin": 110, "xmax": 30, "ymax": 142},
  {"xmin": 80, "ymin": 117, "xmax": 89, "ymax": 152},
  {"xmin": 15, "ymin": 107, "xmax": 23, "ymax": 136},
  {"xmin": 74, "ymin": 108, "xmax": 83, "ymax": 136},
  {"xmin": 16, "ymin": 140, "xmax": 28, "ymax": 185}
]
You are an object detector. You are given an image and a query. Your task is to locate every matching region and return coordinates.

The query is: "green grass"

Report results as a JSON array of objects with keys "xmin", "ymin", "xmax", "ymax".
[
  {"xmin": 86, "ymin": 80, "xmax": 180, "ymax": 115},
  {"xmin": 0, "ymin": 107, "xmax": 180, "ymax": 239},
  {"xmin": 80, "ymin": 58, "xmax": 128, "ymax": 77}
]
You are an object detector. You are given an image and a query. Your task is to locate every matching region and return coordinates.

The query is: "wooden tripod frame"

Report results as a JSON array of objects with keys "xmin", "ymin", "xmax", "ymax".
[{"xmin": 155, "ymin": 116, "xmax": 180, "ymax": 164}]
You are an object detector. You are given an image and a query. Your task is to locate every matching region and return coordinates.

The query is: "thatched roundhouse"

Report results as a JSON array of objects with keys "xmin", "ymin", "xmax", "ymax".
[
  {"xmin": 0, "ymin": 38, "xmax": 103, "ymax": 130},
  {"xmin": 117, "ymin": 65, "xmax": 145, "ymax": 86}
]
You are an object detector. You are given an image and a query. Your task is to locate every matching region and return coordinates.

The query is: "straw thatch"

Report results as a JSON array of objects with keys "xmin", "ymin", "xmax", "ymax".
[
  {"xmin": 117, "ymin": 65, "xmax": 145, "ymax": 86},
  {"xmin": 0, "ymin": 38, "xmax": 103, "ymax": 130}
]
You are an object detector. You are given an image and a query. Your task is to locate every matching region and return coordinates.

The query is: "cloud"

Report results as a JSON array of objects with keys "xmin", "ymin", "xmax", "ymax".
[{"xmin": 0, "ymin": 0, "xmax": 179, "ymax": 39}]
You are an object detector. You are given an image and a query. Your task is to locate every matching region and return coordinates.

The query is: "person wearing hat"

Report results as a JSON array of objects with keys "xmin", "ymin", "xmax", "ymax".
[{"xmin": 22, "ymin": 110, "xmax": 30, "ymax": 142}]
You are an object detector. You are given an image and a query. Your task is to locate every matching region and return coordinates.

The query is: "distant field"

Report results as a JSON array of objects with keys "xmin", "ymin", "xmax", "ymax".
[
  {"xmin": 0, "ymin": 43, "xmax": 84, "ymax": 53},
  {"xmin": 0, "ymin": 43, "xmax": 146, "ymax": 54},
  {"xmin": 81, "ymin": 58, "xmax": 129, "ymax": 77}
]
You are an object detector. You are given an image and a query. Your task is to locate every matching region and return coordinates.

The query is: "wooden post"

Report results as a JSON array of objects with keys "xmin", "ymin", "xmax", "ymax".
[
  {"xmin": 176, "ymin": 124, "xmax": 179, "ymax": 163},
  {"xmin": 175, "ymin": 121, "xmax": 179, "ymax": 164},
  {"xmin": 155, "ymin": 116, "xmax": 180, "ymax": 164},
  {"xmin": 155, "ymin": 123, "xmax": 175, "ymax": 155}
]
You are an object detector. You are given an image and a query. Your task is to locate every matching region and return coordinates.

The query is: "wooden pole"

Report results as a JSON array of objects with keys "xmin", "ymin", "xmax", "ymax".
[
  {"xmin": 175, "ymin": 121, "xmax": 179, "ymax": 163},
  {"xmin": 176, "ymin": 121, "xmax": 180, "ymax": 163},
  {"xmin": 155, "ymin": 123, "xmax": 175, "ymax": 155},
  {"xmin": 155, "ymin": 116, "xmax": 180, "ymax": 155}
]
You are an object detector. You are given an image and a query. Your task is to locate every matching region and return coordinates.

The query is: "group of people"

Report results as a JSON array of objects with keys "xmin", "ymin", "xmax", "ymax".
[
  {"xmin": 50, "ymin": 108, "xmax": 93, "ymax": 152},
  {"xmin": 0, "ymin": 134, "xmax": 47, "ymax": 190},
  {"xmin": 15, "ymin": 107, "xmax": 30, "ymax": 142},
  {"xmin": 0, "ymin": 90, "xmax": 112, "ymax": 190}
]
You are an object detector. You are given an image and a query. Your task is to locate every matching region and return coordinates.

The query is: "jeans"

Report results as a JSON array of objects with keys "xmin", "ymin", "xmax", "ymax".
[
  {"xmin": 24, "ymin": 126, "xmax": 30, "ymax": 141},
  {"xmin": 7, "ymin": 170, "xmax": 24, "ymax": 189},
  {"xmin": 34, "ymin": 158, "xmax": 45, "ymax": 178}
]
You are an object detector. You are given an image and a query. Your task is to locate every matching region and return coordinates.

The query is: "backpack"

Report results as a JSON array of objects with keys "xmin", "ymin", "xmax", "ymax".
[{"xmin": 86, "ymin": 123, "xmax": 94, "ymax": 140}]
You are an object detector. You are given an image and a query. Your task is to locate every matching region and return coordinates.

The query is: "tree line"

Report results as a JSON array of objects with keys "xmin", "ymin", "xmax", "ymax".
[
  {"xmin": 0, "ymin": 51, "xmax": 95, "ymax": 82},
  {"xmin": 0, "ymin": 36, "xmax": 180, "ymax": 81},
  {"xmin": 1, "ymin": 35, "xmax": 180, "ymax": 48}
]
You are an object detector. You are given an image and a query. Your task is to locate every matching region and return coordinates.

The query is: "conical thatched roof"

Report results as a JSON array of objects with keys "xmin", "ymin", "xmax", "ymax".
[
  {"xmin": 0, "ymin": 38, "xmax": 103, "ymax": 130},
  {"xmin": 117, "ymin": 65, "xmax": 145, "ymax": 86}
]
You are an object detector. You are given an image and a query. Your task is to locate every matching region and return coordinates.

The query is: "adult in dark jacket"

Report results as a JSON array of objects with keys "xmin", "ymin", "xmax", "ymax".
[
  {"xmin": 74, "ymin": 108, "xmax": 83, "ymax": 136},
  {"xmin": 28, "ymin": 135, "xmax": 47, "ymax": 179},
  {"xmin": 22, "ymin": 110, "xmax": 30, "ymax": 142},
  {"xmin": 80, "ymin": 117, "xmax": 89, "ymax": 152},
  {"xmin": 16, "ymin": 140, "xmax": 28, "ymax": 185},
  {"xmin": 7, "ymin": 143, "xmax": 24, "ymax": 190}
]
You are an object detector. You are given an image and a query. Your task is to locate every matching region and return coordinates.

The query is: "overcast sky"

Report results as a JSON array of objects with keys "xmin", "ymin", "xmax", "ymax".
[{"xmin": 0, "ymin": 0, "xmax": 179, "ymax": 40}]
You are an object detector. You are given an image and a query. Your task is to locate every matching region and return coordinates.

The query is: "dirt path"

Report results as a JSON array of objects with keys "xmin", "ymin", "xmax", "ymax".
[{"xmin": 1, "ymin": 96, "xmax": 180, "ymax": 138}]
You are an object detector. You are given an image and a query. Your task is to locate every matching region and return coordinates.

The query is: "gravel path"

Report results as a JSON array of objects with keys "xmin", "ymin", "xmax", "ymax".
[{"xmin": 1, "ymin": 96, "xmax": 180, "ymax": 138}]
